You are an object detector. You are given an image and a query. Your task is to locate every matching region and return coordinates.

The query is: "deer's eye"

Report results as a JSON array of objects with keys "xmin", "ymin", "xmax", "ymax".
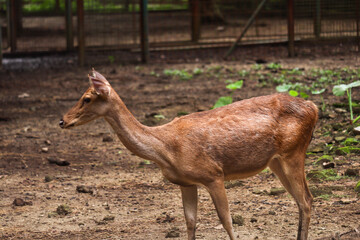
[{"xmin": 84, "ymin": 97, "xmax": 91, "ymax": 103}]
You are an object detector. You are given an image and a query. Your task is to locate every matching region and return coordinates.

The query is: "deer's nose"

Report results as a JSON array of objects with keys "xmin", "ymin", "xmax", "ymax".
[{"xmin": 59, "ymin": 119, "xmax": 65, "ymax": 128}]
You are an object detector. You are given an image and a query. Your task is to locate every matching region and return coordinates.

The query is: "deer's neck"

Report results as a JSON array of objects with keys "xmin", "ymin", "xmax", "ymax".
[{"xmin": 104, "ymin": 95, "xmax": 167, "ymax": 165}]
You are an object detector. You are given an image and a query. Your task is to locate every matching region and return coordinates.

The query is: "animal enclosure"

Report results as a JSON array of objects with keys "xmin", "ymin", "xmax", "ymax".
[{"xmin": 1, "ymin": 0, "xmax": 359, "ymax": 60}]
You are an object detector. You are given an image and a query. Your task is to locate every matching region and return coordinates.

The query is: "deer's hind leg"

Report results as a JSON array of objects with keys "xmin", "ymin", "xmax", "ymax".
[
  {"xmin": 205, "ymin": 179, "xmax": 236, "ymax": 240},
  {"xmin": 269, "ymin": 154, "xmax": 313, "ymax": 240}
]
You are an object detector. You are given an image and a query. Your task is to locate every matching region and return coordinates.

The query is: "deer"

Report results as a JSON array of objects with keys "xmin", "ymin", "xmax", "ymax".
[{"xmin": 59, "ymin": 69, "xmax": 318, "ymax": 240}]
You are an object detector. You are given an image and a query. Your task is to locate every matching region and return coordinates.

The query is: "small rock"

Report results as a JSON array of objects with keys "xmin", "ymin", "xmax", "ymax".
[
  {"xmin": 41, "ymin": 147, "xmax": 49, "ymax": 153},
  {"xmin": 44, "ymin": 175, "xmax": 54, "ymax": 182},
  {"xmin": 165, "ymin": 227, "xmax": 180, "ymax": 238},
  {"xmin": 103, "ymin": 215, "xmax": 115, "ymax": 221},
  {"xmin": 156, "ymin": 214, "xmax": 175, "ymax": 223},
  {"xmin": 48, "ymin": 212, "xmax": 58, "ymax": 218},
  {"xmin": 252, "ymin": 189, "xmax": 263, "ymax": 195},
  {"xmin": 344, "ymin": 168, "xmax": 359, "ymax": 177},
  {"xmin": 76, "ymin": 185, "xmax": 94, "ymax": 194},
  {"xmin": 322, "ymin": 162, "xmax": 335, "ymax": 169},
  {"xmin": 250, "ymin": 217, "xmax": 258, "ymax": 223},
  {"xmin": 328, "ymin": 113, "xmax": 337, "ymax": 119},
  {"xmin": 334, "ymin": 108, "xmax": 347, "ymax": 113},
  {"xmin": 334, "ymin": 136, "xmax": 346, "ymax": 142},
  {"xmin": 47, "ymin": 157, "xmax": 70, "ymax": 166},
  {"xmin": 232, "ymin": 214, "xmax": 244, "ymax": 226},
  {"xmin": 269, "ymin": 187, "xmax": 286, "ymax": 196},
  {"xmin": 268, "ymin": 211, "xmax": 276, "ymax": 215},
  {"xmin": 13, "ymin": 198, "xmax": 32, "ymax": 206},
  {"xmin": 56, "ymin": 204, "xmax": 72, "ymax": 215},
  {"xmin": 354, "ymin": 126, "xmax": 360, "ymax": 135},
  {"xmin": 44, "ymin": 140, "xmax": 51, "ymax": 145},
  {"xmin": 102, "ymin": 136, "xmax": 113, "ymax": 142},
  {"xmin": 18, "ymin": 93, "xmax": 30, "ymax": 98},
  {"xmin": 13, "ymin": 198, "xmax": 25, "ymax": 206}
]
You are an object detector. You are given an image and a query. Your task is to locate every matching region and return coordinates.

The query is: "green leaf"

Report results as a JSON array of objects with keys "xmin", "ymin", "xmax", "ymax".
[
  {"xmin": 154, "ymin": 114, "xmax": 165, "ymax": 120},
  {"xmin": 300, "ymin": 92, "xmax": 309, "ymax": 99},
  {"xmin": 226, "ymin": 80, "xmax": 243, "ymax": 90},
  {"xmin": 348, "ymin": 80, "xmax": 360, "ymax": 88},
  {"xmin": 353, "ymin": 115, "xmax": 360, "ymax": 124},
  {"xmin": 276, "ymin": 84, "xmax": 292, "ymax": 92},
  {"xmin": 213, "ymin": 96, "xmax": 233, "ymax": 109},
  {"xmin": 311, "ymin": 88, "xmax": 325, "ymax": 95},
  {"xmin": 332, "ymin": 84, "xmax": 348, "ymax": 96},
  {"xmin": 288, "ymin": 90, "xmax": 299, "ymax": 97}
]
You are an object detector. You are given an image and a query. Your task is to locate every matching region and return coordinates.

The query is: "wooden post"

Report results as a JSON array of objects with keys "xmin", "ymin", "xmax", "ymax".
[
  {"xmin": 77, "ymin": 0, "xmax": 85, "ymax": 66},
  {"xmin": 140, "ymin": 0, "xmax": 149, "ymax": 63},
  {"xmin": 0, "ymin": 26, "xmax": 2, "ymax": 69},
  {"xmin": 287, "ymin": 0, "xmax": 295, "ymax": 57},
  {"xmin": 65, "ymin": 0, "xmax": 74, "ymax": 51},
  {"xmin": 190, "ymin": 0, "xmax": 201, "ymax": 42},
  {"xmin": 314, "ymin": 0, "xmax": 321, "ymax": 38},
  {"xmin": 7, "ymin": 0, "xmax": 17, "ymax": 52},
  {"xmin": 357, "ymin": 0, "xmax": 360, "ymax": 51}
]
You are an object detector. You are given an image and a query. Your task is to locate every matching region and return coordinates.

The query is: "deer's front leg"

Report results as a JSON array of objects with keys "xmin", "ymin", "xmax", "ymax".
[{"xmin": 181, "ymin": 185, "xmax": 198, "ymax": 240}]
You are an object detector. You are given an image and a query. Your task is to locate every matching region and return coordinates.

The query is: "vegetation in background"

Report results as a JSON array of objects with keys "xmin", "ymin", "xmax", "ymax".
[
  {"xmin": 213, "ymin": 80, "xmax": 243, "ymax": 108},
  {"xmin": 332, "ymin": 81, "xmax": 360, "ymax": 123}
]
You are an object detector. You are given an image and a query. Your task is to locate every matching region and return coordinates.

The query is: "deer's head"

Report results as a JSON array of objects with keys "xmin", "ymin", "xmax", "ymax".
[{"xmin": 59, "ymin": 70, "xmax": 113, "ymax": 129}]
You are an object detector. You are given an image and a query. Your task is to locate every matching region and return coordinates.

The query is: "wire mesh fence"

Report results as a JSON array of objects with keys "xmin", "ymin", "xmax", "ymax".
[{"xmin": 0, "ymin": 0, "xmax": 359, "ymax": 56}]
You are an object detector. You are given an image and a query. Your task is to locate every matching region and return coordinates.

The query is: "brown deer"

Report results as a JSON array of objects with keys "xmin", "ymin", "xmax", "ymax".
[{"xmin": 60, "ymin": 70, "xmax": 318, "ymax": 240}]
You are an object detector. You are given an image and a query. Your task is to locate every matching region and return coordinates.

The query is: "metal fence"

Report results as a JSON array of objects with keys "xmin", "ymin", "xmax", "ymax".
[{"xmin": 1, "ymin": 0, "xmax": 359, "ymax": 62}]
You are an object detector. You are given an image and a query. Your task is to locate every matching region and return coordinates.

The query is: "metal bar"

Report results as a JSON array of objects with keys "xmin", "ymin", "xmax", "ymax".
[
  {"xmin": 140, "ymin": 0, "xmax": 149, "ymax": 63},
  {"xmin": 77, "ymin": 0, "xmax": 85, "ymax": 66},
  {"xmin": 287, "ymin": 0, "xmax": 295, "ymax": 57},
  {"xmin": 223, "ymin": 0, "xmax": 267, "ymax": 58},
  {"xmin": 314, "ymin": 0, "xmax": 321, "ymax": 38},
  {"xmin": 65, "ymin": 0, "xmax": 74, "ymax": 51},
  {"xmin": 190, "ymin": 0, "xmax": 201, "ymax": 42}
]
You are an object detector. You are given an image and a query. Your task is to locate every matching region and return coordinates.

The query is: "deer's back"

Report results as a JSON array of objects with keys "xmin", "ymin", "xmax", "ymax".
[{"xmin": 159, "ymin": 94, "xmax": 318, "ymax": 179}]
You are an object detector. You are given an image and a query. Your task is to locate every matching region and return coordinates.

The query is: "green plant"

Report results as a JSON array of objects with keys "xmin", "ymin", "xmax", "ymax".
[
  {"xmin": 164, "ymin": 69, "xmax": 193, "ymax": 81},
  {"xmin": 108, "ymin": 55, "xmax": 115, "ymax": 64},
  {"xmin": 307, "ymin": 169, "xmax": 341, "ymax": 182},
  {"xmin": 266, "ymin": 62, "xmax": 282, "ymax": 70},
  {"xmin": 193, "ymin": 68, "xmax": 203, "ymax": 75},
  {"xmin": 355, "ymin": 180, "xmax": 360, "ymax": 193},
  {"xmin": 276, "ymin": 83, "xmax": 309, "ymax": 99},
  {"xmin": 311, "ymin": 88, "xmax": 326, "ymax": 112},
  {"xmin": 332, "ymin": 81, "xmax": 360, "ymax": 122},
  {"xmin": 213, "ymin": 80, "xmax": 243, "ymax": 109}
]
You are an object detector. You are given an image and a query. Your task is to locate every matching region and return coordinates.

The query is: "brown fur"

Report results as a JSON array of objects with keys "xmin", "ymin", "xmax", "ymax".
[{"xmin": 60, "ymin": 70, "xmax": 318, "ymax": 240}]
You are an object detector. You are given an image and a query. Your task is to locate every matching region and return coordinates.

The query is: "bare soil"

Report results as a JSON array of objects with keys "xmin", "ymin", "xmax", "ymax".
[{"xmin": 0, "ymin": 50, "xmax": 360, "ymax": 240}]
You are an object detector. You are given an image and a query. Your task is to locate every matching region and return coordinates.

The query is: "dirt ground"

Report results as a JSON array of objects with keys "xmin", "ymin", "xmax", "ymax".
[{"xmin": 1, "ymin": 47, "xmax": 360, "ymax": 240}]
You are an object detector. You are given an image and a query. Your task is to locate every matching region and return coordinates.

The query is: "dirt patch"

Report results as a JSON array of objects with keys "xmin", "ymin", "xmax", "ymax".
[{"xmin": 0, "ymin": 49, "xmax": 360, "ymax": 239}]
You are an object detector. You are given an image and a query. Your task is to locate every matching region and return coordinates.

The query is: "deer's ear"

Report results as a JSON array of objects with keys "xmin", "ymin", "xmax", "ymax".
[{"xmin": 88, "ymin": 70, "xmax": 111, "ymax": 96}]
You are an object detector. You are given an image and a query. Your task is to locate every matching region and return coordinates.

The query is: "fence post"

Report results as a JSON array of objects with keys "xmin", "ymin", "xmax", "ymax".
[
  {"xmin": 65, "ymin": 0, "xmax": 74, "ymax": 51},
  {"xmin": 77, "ymin": 0, "xmax": 85, "ymax": 66},
  {"xmin": 0, "ymin": 26, "xmax": 2, "ymax": 69},
  {"xmin": 287, "ymin": 0, "xmax": 295, "ymax": 57},
  {"xmin": 314, "ymin": 0, "xmax": 321, "ymax": 38},
  {"xmin": 357, "ymin": 0, "xmax": 360, "ymax": 51},
  {"xmin": 140, "ymin": 0, "xmax": 149, "ymax": 63},
  {"xmin": 190, "ymin": 0, "xmax": 201, "ymax": 42},
  {"xmin": 7, "ymin": 0, "xmax": 17, "ymax": 52}
]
